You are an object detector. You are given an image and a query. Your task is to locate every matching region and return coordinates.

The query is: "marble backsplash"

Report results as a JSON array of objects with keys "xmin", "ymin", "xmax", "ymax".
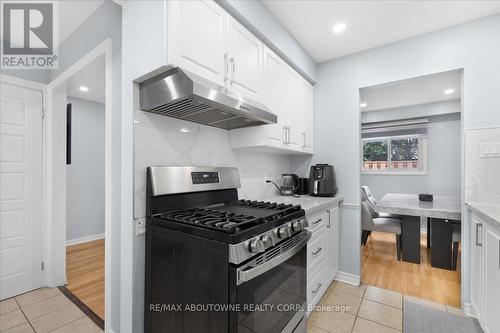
[
  {"xmin": 465, "ymin": 127, "xmax": 500, "ymax": 205},
  {"xmin": 133, "ymin": 109, "xmax": 294, "ymax": 218}
]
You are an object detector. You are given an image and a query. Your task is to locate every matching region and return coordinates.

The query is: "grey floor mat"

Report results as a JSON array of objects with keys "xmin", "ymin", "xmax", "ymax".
[{"xmin": 404, "ymin": 301, "xmax": 483, "ymax": 333}]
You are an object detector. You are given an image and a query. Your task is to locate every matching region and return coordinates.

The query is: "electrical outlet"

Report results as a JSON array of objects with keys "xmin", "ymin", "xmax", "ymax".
[
  {"xmin": 136, "ymin": 217, "xmax": 146, "ymax": 236},
  {"xmin": 480, "ymin": 142, "xmax": 500, "ymax": 158}
]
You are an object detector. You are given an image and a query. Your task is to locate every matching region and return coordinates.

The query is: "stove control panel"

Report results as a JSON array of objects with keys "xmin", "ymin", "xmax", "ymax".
[
  {"xmin": 229, "ymin": 217, "xmax": 308, "ymax": 264},
  {"xmin": 191, "ymin": 172, "xmax": 220, "ymax": 184}
]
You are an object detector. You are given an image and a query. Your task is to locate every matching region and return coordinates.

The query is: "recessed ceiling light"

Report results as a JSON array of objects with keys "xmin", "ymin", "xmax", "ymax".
[
  {"xmin": 360, "ymin": 102, "xmax": 367, "ymax": 107},
  {"xmin": 332, "ymin": 22, "xmax": 346, "ymax": 34},
  {"xmin": 180, "ymin": 128, "xmax": 189, "ymax": 133},
  {"xmin": 79, "ymin": 86, "xmax": 89, "ymax": 92},
  {"xmin": 398, "ymin": 84, "xmax": 406, "ymax": 88},
  {"xmin": 444, "ymin": 88, "xmax": 455, "ymax": 95}
]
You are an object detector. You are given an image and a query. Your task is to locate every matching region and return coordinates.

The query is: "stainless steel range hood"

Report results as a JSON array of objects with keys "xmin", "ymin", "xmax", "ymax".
[{"xmin": 139, "ymin": 66, "xmax": 277, "ymax": 130}]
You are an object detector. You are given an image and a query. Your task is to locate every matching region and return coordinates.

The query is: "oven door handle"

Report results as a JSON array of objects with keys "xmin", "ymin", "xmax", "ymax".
[{"xmin": 236, "ymin": 232, "xmax": 311, "ymax": 286}]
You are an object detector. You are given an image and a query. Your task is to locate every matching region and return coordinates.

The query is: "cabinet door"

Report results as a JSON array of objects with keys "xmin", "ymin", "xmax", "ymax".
[
  {"xmin": 262, "ymin": 48, "xmax": 286, "ymax": 147},
  {"xmin": 470, "ymin": 216, "xmax": 483, "ymax": 317},
  {"xmin": 483, "ymin": 224, "xmax": 500, "ymax": 333},
  {"xmin": 283, "ymin": 66, "xmax": 302, "ymax": 151},
  {"xmin": 227, "ymin": 17, "xmax": 263, "ymax": 102},
  {"xmin": 168, "ymin": 0, "xmax": 227, "ymax": 85},
  {"xmin": 301, "ymin": 80, "xmax": 314, "ymax": 153},
  {"xmin": 325, "ymin": 206, "xmax": 339, "ymax": 283}
]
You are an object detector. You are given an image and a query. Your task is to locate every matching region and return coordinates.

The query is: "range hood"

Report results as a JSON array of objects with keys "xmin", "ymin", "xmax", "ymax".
[{"xmin": 139, "ymin": 66, "xmax": 277, "ymax": 130}]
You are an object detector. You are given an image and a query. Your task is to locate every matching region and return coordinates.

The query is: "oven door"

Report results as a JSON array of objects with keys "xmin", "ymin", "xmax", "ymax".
[{"xmin": 230, "ymin": 231, "xmax": 310, "ymax": 333}]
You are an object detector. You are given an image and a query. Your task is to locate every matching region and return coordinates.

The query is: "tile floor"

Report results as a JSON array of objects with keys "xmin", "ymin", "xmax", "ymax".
[
  {"xmin": 0, "ymin": 288, "xmax": 102, "ymax": 333},
  {"xmin": 1, "ymin": 282, "xmax": 465, "ymax": 333},
  {"xmin": 307, "ymin": 281, "xmax": 465, "ymax": 333}
]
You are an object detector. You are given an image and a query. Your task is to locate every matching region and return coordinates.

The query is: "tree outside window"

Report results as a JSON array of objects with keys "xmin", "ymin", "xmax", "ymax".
[{"xmin": 363, "ymin": 135, "xmax": 424, "ymax": 172}]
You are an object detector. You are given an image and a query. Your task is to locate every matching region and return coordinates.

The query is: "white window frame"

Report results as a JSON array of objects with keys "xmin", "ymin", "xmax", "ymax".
[{"xmin": 361, "ymin": 134, "xmax": 428, "ymax": 176}]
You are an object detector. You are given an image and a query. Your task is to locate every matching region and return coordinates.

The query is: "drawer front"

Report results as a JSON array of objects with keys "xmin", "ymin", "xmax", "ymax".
[
  {"xmin": 307, "ymin": 210, "xmax": 325, "ymax": 232},
  {"xmin": 307, "ymin": 227, "xmax": 326, "ymax": 273},
  {"xmin": 307, "ymin": 260, "xmax": 329, "ymax": 314}
]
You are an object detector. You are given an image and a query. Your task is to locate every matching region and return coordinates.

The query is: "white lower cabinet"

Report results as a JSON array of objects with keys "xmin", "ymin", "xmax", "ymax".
[
  {"xmin": 468, "ymin": 211, "xmax": 500, "ymax": 333},
  {"xmin": 482, "ymin": 224, "xmax": 500, "ymax": 333},
  {"xmin": 306, "ymin": 202, "xmax": 340, "ymax": 316}
]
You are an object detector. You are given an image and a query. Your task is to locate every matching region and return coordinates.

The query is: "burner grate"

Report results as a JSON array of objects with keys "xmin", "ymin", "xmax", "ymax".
[
  {"xmin": 163, "ymin": 208, "xmax": 258, "ymax": 233},
  {"xmin": 159, "ymin": 200, "xmax": 302, "ymax": 235}
]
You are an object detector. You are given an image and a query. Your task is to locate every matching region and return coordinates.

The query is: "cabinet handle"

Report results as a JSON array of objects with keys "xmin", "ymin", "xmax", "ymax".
[
  {"xmin": 312, "ymin": 247, "xmax": 322, "ymax": 256},
  {"xmin": 283, "ymin": 127, "xmax": 287, "ymax": 144},
  {"xmin": 287, "ymin": 127, "xmax": 291, "ymax": 144},
  {"xmin": 312, "ymin": 218, "xmax": 322, "ymax": 225},
  {"xmin": 224, "ymin": 53, "xmax": 229, "ymax": 81},
  {"xmin": 326, "ymin": 210, "xmax": 331, "ymax": 228},
  {"xmin": 476, "ymin": 223, "xmax": 483, "ymax": 246},
  {"xmin": 230, "ymin": 57, "xmax": 235, "ymax": 84},
  {"xmin": 302, "ymin": 132, "xmax": 306, "ymax": 148},
  {"xmin": 311, "ymin": 283, "xmax": 322, "ymax": 294}
]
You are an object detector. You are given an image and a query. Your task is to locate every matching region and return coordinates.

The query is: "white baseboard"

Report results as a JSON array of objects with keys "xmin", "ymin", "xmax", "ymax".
[
  {"xmin": 66, "ymin": 233, "xmax": 105, "ymax": 246},
  {"xmin": 463, "ymin": 302, "xmax": 477, "ymax": 318},
  {"xmin": 334, "ymin": 271, "xmax": 360, "ymax": 286}
]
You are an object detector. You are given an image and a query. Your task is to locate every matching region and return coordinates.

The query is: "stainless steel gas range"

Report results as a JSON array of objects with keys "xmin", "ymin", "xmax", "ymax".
[{"xmin": 145, "ymin": 166, "xmax": 310, "ymax": 333}]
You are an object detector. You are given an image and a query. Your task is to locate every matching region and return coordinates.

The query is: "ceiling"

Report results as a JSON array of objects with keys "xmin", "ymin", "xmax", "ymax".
[
  {"xmin": 58, "ymin": 0, "xmax": 105, "ymax": 47},
  {"xmin": 67, "ymin": 55, "xmax": 105, "ymax": 103},
  {"xmin": 359, "ymin": 70, "xmax": 462, "ymax": 112},
  {"xmin": 262, "ymin": 1, "xmax": 500, "ymax": 63}
]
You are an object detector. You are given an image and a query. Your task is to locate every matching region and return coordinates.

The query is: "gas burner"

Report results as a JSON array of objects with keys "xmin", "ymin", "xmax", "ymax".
[
  {"xmin": 232, "ymin": 200, "xmax": 293, "ymax": 210},
  {"xmin": 159, "ymin": 200, "xmax": 302, "ymax": 235},
  {"xmin": 162, "ymin": 208, "xmax": 258, "ymax": 233}
]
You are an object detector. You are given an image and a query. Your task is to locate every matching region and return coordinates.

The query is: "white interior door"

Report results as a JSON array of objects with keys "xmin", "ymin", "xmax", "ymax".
[{"xmin": 0, "ymin": 82, "xmax": 43, "ymax": 300}]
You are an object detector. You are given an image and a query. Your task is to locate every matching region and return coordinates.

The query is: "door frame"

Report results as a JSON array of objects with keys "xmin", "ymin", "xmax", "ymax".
[
  {"xmin": 0, "ymin": 74, "xmax": 48, "ymax": 295},
  {"xmin": 45, "ymin": 38, "xmax": 113, "ymax": 331}
]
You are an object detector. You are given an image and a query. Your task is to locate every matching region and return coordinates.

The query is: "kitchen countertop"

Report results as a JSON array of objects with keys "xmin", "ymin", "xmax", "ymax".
[
  {"xmin": 375, "ymin": 193, "xmax": 461, "ymax": 220},
  {"xmin": 264, "ymin": 194, "xmax": 344, "ymax": 215},
  {"xmin": 466, "ymin": 202, "xmax": 500, "ymax": 226}
]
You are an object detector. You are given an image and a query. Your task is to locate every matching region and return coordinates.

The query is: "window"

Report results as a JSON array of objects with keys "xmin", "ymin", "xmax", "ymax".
[{"xmin": 362, "ymin": 135, "xmax": 427, "ymax": 174}]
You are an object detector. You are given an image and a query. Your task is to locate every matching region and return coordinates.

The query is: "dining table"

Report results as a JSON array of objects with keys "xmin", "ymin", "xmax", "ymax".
[{"xmin": 374, "ymin": 193, "xmax": 461, "ymax": 267}]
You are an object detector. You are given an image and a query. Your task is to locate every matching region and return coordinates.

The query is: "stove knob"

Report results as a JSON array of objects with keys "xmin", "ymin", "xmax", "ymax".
[
  {"xmin": 301, "ymin": 218, "xmax": 309, "ymax": 228},
  {"xmin": 261, "ymin": 234, "xmax": 274, "ymax": 248},
  {"xmin": 291, "ymin": 220, "xmax": 304, "ymax": 232},
  {"xmin": 249, "ymin": 239, "xmax": 265, "ymax": 253},
  {"xmin": 277, "ymin": 226, "xmax": 291, "ymax": 239}
]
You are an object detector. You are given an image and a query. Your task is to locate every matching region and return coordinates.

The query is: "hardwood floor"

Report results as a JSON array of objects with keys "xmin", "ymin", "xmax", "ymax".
[
  {"xmin": 361, "ymin": 231, "xmax": 461, "ymax": 307},
  {"xmin": 66, "ymin": 239, "xmax": 105, "ymax": 319}
]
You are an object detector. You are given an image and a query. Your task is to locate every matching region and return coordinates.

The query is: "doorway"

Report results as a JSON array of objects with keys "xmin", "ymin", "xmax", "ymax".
[
  {"xmin": 358, "ymin": 70, "xmax": 464, "ymax": 308},
  {"xmin": 61, "ymin": 54, "xmax": 106, "ymax": 322}
]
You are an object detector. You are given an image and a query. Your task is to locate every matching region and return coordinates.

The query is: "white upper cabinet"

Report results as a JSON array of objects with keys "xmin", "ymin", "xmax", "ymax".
[
  {"xmin": 283, "ymin": 66, "xmax": 302, "ymax": 151},
  {"xmin": 261, "ymin": 48, "xmax": 286, "ymax": 146},
  {"xmin": 301, "ymin": 79, "xmax": 314, "ymax": 153},
  {"xmin": 168, "ymin": 0, "xmax": 227, "ymax": 85},
  {"xmin": 227, "ymin": 17, "xmax": 263, "ymax": 102},
  {"xmin": 167, "ymin": 0, "xmax": 314, "ymax": 154}
]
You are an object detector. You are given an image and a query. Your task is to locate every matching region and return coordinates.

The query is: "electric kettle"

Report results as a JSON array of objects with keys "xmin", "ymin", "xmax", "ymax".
[{"xmin": 281, "ymin": 174, "xmax": 300, "ymax": 196}]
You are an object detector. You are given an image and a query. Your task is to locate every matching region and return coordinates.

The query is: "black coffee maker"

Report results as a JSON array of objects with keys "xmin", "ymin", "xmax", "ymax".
[{"xmin": 308, "ymin": 164, "xmax": 338, "ymax": 197}]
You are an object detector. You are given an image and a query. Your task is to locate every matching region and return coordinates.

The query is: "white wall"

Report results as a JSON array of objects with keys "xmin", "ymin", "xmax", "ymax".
[
  {"xmin": 362, "ymin": 118, "xmax": 461, "ymax": 196},
  {"xmin": 361, "ymin": 100, "xmax": 460, "ymax": 124},
  {"xmin": 313, "ymin": 14, "xmax": 500, "ymax": 306},
  {"xmin": 66, "ymin": 97, "xmax": 105, "ymax": 242}
]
